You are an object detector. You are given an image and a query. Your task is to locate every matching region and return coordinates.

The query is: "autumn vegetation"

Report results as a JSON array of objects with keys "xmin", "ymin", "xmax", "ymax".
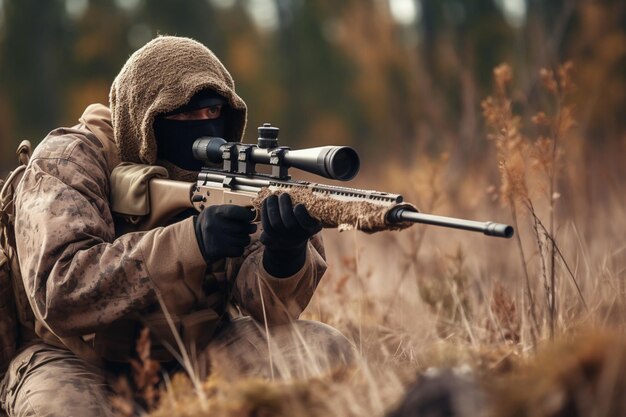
[
  {"xmin": 1, "ymin": 1, "xmax": 626, "ymax": 416},
  {"xmin": 109, "ymin": 57, "xmax": 625, "ymax": 417}
]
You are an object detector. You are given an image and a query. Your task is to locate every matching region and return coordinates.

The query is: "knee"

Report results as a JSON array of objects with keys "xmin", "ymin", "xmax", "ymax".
[
  {"xmin": 2, "ymin": 345, "xmax": 115, "ymax": 417},
  {"xmin": 209, "ymin": 317, "xmax": 357, "ymax": 379},
  {"xmin": 288, "ymin": 320, "xmax": 357, "ymax": 366}
]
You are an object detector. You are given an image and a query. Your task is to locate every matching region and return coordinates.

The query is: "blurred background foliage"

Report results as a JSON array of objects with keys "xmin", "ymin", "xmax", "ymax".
[{"xmin": 0, "ymin": 0, "xmax": 625, "ymax": 183}]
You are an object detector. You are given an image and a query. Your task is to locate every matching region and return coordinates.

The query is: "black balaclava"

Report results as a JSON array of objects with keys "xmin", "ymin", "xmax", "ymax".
[{"xmin": 153, "ymin": 90, "xmax": 226, "ymax": 171}]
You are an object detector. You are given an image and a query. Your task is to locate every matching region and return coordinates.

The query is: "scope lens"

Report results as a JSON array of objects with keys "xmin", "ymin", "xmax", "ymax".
[
  {"xmin": 192, "ymin": 137, "xmax": 227, "ymax": 164},
  {"xmin": 327, "ymin": 147, "xmax": 359, "ymax": 180}
]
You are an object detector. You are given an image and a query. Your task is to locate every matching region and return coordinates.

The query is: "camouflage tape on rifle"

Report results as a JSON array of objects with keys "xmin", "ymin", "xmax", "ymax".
[{"xmin": 252, "ymin": 187, "xmax": 417, "ymax": 233}]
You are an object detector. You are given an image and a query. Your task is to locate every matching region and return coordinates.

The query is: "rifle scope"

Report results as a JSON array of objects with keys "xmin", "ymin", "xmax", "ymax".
[{"xmin": 192, "ymin": 134, "xmax": 360, "ymax": 181}]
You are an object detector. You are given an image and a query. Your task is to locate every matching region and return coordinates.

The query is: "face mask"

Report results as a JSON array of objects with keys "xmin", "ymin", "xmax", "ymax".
[{"xmin": 154, "ymin": 117, "xmax": 225, "ymax": 171}]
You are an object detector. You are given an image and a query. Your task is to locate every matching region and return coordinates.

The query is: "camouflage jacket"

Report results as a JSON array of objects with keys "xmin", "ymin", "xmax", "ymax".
[{"xmin": 14, "ymin": 104, "xmax": 326, "ymax": 361}]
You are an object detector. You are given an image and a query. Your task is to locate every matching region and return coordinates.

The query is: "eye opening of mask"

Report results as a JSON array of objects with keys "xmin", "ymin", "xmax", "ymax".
[
  {"xmin": 164, "ymin": 104, "xmax": 223, "ymax": 121},
  {"xmin": 162, "ymin": 90, "xmax": 227, "ymax": 119}
]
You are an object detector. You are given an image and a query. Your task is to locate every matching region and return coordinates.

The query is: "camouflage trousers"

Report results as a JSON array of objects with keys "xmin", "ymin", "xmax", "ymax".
[{"xmin": 0, "ymin": 318, "xmax": 355, "ymax": 417}]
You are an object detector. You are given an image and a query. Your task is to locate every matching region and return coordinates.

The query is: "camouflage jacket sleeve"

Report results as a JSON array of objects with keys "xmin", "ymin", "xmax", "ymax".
[
  {"xmin": 14, "ymin": 128, "xmax": 207, "ymax": 338},
  {"xmin": 229, "ymin": 232, "xmax": 327, "ymax": 326}
]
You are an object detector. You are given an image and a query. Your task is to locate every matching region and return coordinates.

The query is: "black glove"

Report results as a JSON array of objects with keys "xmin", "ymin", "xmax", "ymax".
[
  {"xmin": 260, "ymin": 193, "xmax": 322, "ymax": 278},
  {"xmin": 194, "ymin": 205, "xmax": 257, "ymax": 263}
]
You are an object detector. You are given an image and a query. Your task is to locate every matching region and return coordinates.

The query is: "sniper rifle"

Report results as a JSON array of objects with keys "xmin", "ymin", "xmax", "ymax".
[{"xmin": 113, "ymin": 123, "xmax": 513, "ymax": 238}]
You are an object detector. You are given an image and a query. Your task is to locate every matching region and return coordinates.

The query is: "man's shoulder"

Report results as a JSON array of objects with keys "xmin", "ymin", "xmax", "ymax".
[
  {"xmin": 32, "ymin": 125, "xmax": 110, "ymax": 175},
  {"xmin": 17, "ymin": 125, "xmax": 112, "ymax": 206}
]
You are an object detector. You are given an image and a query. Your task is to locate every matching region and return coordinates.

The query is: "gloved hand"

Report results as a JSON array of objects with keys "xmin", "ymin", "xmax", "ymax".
[
  {"xmin": 194, "ymin": 205, "xmax": 257, "ymax": 263},
  {"xmin": 260, "ymin": 193, "xmax": 322, "ymax": 278}
]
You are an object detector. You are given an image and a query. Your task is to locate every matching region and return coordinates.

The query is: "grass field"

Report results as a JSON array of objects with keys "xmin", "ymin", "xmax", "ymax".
[{"xmin": 111, "ymin": 62, "xmax": 626, "ymax": 417}]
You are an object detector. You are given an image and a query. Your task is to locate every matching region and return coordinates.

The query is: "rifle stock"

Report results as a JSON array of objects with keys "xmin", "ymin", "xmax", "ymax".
[{"xmin": 136, "ymin": 179, "xmax": 195, "ymax": 230}]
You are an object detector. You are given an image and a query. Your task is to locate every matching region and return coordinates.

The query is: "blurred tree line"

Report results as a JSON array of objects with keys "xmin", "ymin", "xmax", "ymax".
[{"xmin": 1, "ymin": 0, "xmax": 625, "ymax": 180}]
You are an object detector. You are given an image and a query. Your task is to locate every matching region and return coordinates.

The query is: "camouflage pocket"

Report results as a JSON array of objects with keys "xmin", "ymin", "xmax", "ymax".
[
  {"xmin": 93, "ymin": 317, "xmax": 140, "ymax": 363},
  {"xmin": 146, "ymin": 309, "xmax": 222, "ymax": 362},
  {"xmin": 181, "ymin": 309, "xmax": 220, "ymax": 354},
  {"xmin": 0, "ymin": 248, "xmax": 17, "ymax": 375},
  {"xmin": 142, "ymin": 313, "xmax": 182, "ymax": 362}
]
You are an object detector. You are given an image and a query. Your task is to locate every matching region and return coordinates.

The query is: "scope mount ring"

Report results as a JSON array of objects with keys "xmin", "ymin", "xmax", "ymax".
[{"xmin": 269, "ymin": 146, "xmax": 291, "ymax": 180}]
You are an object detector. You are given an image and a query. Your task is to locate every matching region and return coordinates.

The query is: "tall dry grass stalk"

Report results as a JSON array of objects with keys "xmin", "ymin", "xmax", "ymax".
[
  {"xmin": 482, "ymin": 61, "xmax": 587, "ymax": 342},
  {"xmin": 111, "ymin": 328, "xmax": 162, "ymax": 416},
  {"xmin": 482, "ymin": 63, "xmax": 540, "ymax": 342}
]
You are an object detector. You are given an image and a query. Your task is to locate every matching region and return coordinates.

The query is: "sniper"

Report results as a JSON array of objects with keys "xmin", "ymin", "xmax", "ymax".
[{"xmin": 0, "ymin": 36, "xmax": 356, "ymax": 417}]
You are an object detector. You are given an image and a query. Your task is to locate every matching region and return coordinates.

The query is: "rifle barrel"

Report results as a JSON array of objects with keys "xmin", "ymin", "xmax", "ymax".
[{"xmin": 389, "ymin": 207, "xmax": 514, "ymax": 238}]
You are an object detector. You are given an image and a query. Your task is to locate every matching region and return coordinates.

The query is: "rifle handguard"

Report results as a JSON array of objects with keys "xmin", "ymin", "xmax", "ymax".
[{"xmin": 252, "ymin": 187, "xmax": 417, "ymax": 233}]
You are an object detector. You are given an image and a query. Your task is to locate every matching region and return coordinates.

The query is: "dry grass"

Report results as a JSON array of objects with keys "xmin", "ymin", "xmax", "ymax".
[{"xmin": 129, "ymin": 61, "xmax": 626, "ymax": 417}]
